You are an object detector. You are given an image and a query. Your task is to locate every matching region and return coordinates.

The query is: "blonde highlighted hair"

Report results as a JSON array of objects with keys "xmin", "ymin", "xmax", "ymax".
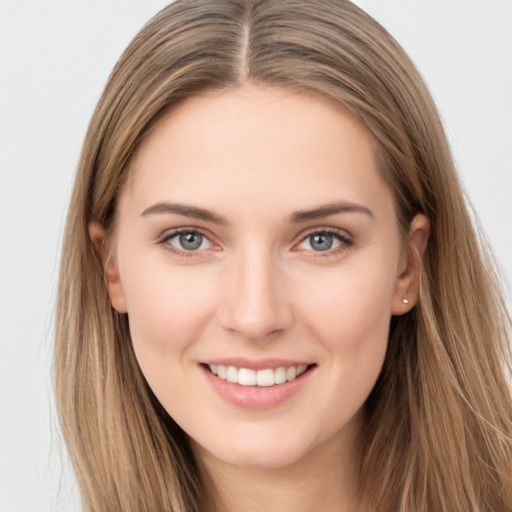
[{"xmin": 55, "ymin": 1, "xmax": 512, "ymax": 510}]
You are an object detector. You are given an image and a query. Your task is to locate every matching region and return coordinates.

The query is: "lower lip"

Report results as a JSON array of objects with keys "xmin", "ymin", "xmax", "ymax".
[{"xmin": 200, "ymin": 365, "xmax": 315, "ymax": 409}]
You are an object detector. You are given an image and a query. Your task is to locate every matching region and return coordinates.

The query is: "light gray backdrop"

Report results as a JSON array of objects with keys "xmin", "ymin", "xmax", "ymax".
[{"xmin": 1, "ymin": 1, "xmax": 511, "ymax": 511}]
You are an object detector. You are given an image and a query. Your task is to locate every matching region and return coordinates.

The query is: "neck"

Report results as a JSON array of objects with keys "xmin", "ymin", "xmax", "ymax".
[{"xmin": 194, "ymin": 421, "xmax": 366, "ymax": 512}]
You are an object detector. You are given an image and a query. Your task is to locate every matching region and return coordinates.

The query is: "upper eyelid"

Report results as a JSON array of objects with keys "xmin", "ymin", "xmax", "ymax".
[
  {"xmin": 155, "ymin": 228, "xmax": 215, "ymax": 253},
  {"xmin": 156, "ymin": 226, "xmax": 353, "ymax": 249},
  {"xmin": 292, "ymin": 228, "xmax": 354, "ymax": 256},
  {"xmin": 158, "ymin": 226, "xmax": 215, "ymax": 242},
  {"xmin": 295, "ymin": 226, "xmax": 353, "ymax": 242}
]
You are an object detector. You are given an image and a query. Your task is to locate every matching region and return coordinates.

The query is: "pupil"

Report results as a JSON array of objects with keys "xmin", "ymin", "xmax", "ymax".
[
  {"xmin": 311, "ymin": 233, "xmax": 332, "ymax": 251},
  {"xmin": 179, "ymin": 232, "xmax": 202, "ymax": 250}
]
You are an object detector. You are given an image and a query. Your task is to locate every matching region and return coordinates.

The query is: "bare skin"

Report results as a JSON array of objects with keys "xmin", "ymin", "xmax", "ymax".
[
  {"xmin": 195, "ymin": 413, "xmax": 362, "ymax": 512},
  {"xmin": 90, "ymin": 84, "xmax": 429, "ymax": 512}
]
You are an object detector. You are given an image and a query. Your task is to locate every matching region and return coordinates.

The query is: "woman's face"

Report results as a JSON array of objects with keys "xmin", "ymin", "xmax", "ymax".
[{"xmin": 100, "ymin": 85, "xmax": 422, "ymax": 470}]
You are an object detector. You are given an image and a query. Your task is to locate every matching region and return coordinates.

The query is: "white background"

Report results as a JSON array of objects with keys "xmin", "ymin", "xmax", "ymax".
[{"xmin": 1, "ymin": 1, "xmax": 511, "ymax": 510}]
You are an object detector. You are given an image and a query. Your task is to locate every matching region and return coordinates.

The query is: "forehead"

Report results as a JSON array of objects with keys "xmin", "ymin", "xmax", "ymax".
[{"xmin": 122, "ymin": 85, "xmax": 392, "ymax": 221}]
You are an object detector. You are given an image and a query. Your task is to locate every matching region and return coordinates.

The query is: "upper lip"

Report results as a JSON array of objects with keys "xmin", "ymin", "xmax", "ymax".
[{"xmin": 200, "ymin": 358, "xmax": 314, "ymax": 371}]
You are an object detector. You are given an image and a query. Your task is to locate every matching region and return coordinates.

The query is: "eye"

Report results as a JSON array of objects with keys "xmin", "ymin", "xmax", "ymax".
[
  {"xmin": 296, "ymin": 230, "xmax": 352, "ymax": 253},
  {"xmin": 161, "ymin": 229, "xmax": 214, "ymax": 252}
]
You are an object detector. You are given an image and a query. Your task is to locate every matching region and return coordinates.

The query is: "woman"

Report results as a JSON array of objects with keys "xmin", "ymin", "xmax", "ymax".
[{"xmin": 55, "ymin": 1, "xmax": 512, "ymax": 511}]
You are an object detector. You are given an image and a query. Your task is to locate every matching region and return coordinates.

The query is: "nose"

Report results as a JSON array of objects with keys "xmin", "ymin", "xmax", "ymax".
[{"xmin": 218, "ymin": 246, "xmax": 293, "ymax": 341}]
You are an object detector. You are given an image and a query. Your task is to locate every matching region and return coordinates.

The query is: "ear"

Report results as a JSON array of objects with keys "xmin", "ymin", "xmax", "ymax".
[
  {"xmin": 88, "ymin": 222, "xmax": 127, "ymax": 313},
  {"xmin": 391, "ymin": 214, "xmax": 430, "ymax": 315}
]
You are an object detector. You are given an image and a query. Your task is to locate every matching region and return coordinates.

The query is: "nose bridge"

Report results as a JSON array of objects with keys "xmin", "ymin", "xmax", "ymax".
[{"xmin": 219, "ymin": 242, "xmax": 292, "ymax": 340}]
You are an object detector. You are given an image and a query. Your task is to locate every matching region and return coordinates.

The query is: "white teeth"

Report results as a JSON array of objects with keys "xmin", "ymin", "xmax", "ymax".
[
  {"xmin": 274, "ymin": 367, "xmax": 287, "ymax": 384},
  {"xmin": 226, "ymin": 366, "xmax": 238, "ymax": 383},
  {"xmin": 256, "ymin": 368, "xmax": 275, "ymax": 387},
  {"xmin": 207, "ymin": 364, "xmax": 310, "ymax": 386},
  {"xmin": 217, "ymin": 365, "xmax": 227, "ymax": 379},
  {"xmin": 286, "ymin": 367, "xmax": 297, "ymax": 381},
  {"xmin": 238, "ymin": 368, "xmax": 256, "ymax": 386}
]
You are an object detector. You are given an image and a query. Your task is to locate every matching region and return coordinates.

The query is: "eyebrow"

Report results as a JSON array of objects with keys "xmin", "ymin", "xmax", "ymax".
[
  {"xmin": 141, "ymin": 200, "xmax": 374, "ymax": 224},
  {"xmin": 141, "ymin": 202, "xmax": 227, "ymax": 224},
  {"xmin": 288, "ymin": 201, "xmax": 374, "ymax": 223}
]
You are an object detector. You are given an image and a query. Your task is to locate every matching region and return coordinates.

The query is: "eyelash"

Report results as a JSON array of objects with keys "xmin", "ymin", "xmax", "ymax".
[
  {"xmin": 157, "ymin": 228, "xmax": 214, "ymax": 258},
  {"xmin": 295, "ymin": 228, "xmax": 354, "ymax": 257},
  {"xmin": 157, "ymin": 227, "xmax": 354, "ymax": 258}
]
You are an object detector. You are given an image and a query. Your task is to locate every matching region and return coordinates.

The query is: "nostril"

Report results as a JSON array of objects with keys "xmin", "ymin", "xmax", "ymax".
[{"xmin": 218, "ymin": 300, "xmax": 294, "ymax": 341}]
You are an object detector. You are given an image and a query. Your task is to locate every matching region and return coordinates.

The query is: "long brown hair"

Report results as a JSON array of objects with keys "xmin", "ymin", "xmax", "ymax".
[{"xmin": 55, "ymin": 1, "xmax": 512, "ymax": 510}]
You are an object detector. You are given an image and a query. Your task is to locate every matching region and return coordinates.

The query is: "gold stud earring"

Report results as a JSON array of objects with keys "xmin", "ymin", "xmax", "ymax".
[{"xmin": 401, "ymin": 297, "xmax": 409, "ymax": 304}]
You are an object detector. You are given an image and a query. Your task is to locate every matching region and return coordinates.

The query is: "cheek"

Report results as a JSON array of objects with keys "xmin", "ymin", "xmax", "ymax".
[
  {"xmin": 117, "ymin": 256, "xmax": 219, "ymax": 380},
  {"xmin": 305, "ymin": 261, "xmax": 394, "ymax": 328},
  {"xmin": 297, "ymin": 253, "xmax": 397, "ymax": 372}
]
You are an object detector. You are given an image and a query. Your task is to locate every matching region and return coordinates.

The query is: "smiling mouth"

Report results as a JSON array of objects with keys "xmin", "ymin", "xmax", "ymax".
[{"xmin": 202, "ymin": 363, "xmax": 316, "ymax": 387}]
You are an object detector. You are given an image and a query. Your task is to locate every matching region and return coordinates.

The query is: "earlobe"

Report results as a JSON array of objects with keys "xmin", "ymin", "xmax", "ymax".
[
  {"xmin": 392, "ymin": 214, "xmax": 431, "ymax": 315},
  {"xmin": 88, "ymin": 222, "xmax": 128, "ymax": 314}
]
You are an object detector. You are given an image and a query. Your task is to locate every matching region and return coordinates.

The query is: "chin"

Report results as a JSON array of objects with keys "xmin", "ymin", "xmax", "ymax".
[
  {"xmin": 208, "ymin": 443, "xmax": 311, "ymax": 470},
  {"xmin": 191, "ymin": 422, "xmax": 332, "ymax": 471}
]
